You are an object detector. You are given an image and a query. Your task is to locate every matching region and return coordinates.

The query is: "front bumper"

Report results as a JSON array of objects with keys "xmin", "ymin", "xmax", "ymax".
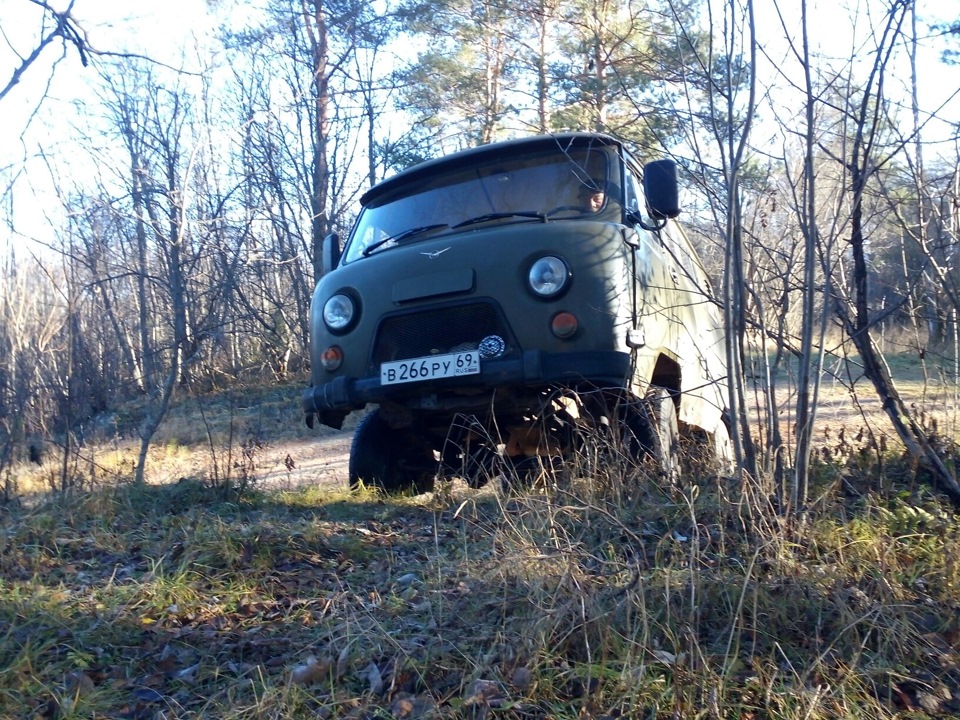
[{"xmin": 302, "ymin": 349, "xmax": 632, "ymax": 429}]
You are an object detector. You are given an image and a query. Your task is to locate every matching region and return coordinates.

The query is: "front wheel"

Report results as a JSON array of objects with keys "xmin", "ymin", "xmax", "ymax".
[
  {"xmin": 441, "ymin": 441, "xmax": 501, "ymax": 489},
  {"xmin": 349, "ymin": 411, "xmax": 436, "ymax": 494}
]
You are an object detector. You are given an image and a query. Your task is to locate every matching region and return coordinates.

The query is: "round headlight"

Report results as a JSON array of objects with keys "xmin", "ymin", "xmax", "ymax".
[
  {"xmin": 528, "ymin": 256, "xmax": 569, "ymax": 298},
  {"xmin": 322, "ymin": 294, "xmax": 355, "ymax": 331}
]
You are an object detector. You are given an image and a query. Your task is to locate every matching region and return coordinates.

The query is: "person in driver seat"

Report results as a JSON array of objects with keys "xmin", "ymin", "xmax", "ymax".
[{"xmin": 580, "ymin": 182, "xmax": 605, "ymax": 212}]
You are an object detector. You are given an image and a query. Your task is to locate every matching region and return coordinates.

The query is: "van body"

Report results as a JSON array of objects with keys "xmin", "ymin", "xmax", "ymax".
[{"xmin": 302, "ymin": 133, "xmax": 730, "ymax": 490}]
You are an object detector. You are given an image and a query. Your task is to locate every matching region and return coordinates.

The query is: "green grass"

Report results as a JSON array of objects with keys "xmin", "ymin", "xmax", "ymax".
[
  {"xmin": 2, "ymin": 370, "xmax": 960, "ymax": 718},
  {"xmin": 1, "ymin": 448, "xmax": 959, "ymax": 719}
]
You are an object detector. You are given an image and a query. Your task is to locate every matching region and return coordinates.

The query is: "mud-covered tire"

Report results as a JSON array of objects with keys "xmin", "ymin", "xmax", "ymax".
[
  {"xmin": 500, "ymin": 454, "xmax": 563, "ymax": 494},
  {"xmin": 441, "ymin": 441, "xmax": 500, "ymax": 489},
  {"xmin": 349, "ymin": 411, "xmax": 436, "ymax": 494},
  {"xmin": 645, "ymin": 386, "xmax": 680, "ymax": 479},
  {"xmin": 617, "ymin": 387, "xmax": 679, "ymax": 477}
]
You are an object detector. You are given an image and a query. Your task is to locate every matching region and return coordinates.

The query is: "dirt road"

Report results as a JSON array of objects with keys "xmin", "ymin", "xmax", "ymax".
[
  {"xmin": 257, "ymin": 429, "xmax": 353, "ymax": 491},
  {"xmin": 256, "ymin": 373, "xmax": 960, "ymax": 493}
]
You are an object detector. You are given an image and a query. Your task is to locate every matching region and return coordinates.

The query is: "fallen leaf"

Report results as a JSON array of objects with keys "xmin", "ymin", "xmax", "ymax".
[
  {"xmin": 64, "ymin": 671, "xmax": 95, "ymax": 697},
  {"xmin": 652, "ymin": 650, "xmax": 679, "ymax": 665},
  {"xmin": 291, "ymin": 656, "xmax": 332, "ymax": 686},
  {"xmin": 390, "ymin": 692, "xmax": 437, "ymax": 718},
  {"xmin": 917, "ymin": 691, "xmax": 942, "ymax": 714},
  {"xmin": 363, "ymin": 661, "xmax": 384, "ymax": 695},
  {"xmin": 141, "ymin": 672, "xmax": 165, "ymax": 688},
  {"xmin": 155, "ymin": 644, "xmax": 178, "ymax": 674},
  {"xmin": 390, "ymin": 694, "xmax": 415, "ymax": 718},
  {"xmin": 131, "ymin": 687, "xmax": 165, "ymax": 703},
  {"xmin": 511, "ymin": 666, "xmax": 532, "ymax": 692},
  {"xmin": 464, "ymin": 679, "xmax": 504, "ymax": 707},
  {"xmin": 174, "ymin": 663, "xmax": 200, "ymax": 686}
]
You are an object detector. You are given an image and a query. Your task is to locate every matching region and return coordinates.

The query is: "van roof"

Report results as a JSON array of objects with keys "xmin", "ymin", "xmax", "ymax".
[{"xmin": 360, "ymin": 132, "xmax": 622, "ymax": 207}]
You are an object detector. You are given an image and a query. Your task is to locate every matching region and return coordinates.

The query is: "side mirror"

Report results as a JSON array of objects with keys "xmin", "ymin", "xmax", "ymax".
[
  {"xmin": 322, "ymin": 232, "xmax": 341, "ymax": 275},
  {"xmin": 643, "ymin": 159, "xmax": 680, "ymax": 220}
]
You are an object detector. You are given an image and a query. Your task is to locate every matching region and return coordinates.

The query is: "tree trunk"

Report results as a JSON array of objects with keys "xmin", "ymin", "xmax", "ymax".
[
  {"xmin": 132, "ymin": 163, "xmax": 154, "ymax": 392},
  {"xmin": 793, "ymin": 0, "xmax": 823, "ymax": 512},
  {"xmin": 842, "ymin": 5, "xmax": 960, "ymax": 503},
  {"xmin": 845, "ymin": 181, "xmax": 960, "ymax": 504},
  {"xmin": 305, "ymin": 0, "xmax": 330, "ymax": 282}
]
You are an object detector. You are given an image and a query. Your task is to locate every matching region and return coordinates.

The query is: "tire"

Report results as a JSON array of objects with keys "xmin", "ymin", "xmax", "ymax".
[
  {"xmin": 645, "ymin": 386, "xmax": 680, "ymax": 479},
  {"xmin": 439, "ymin": 416, "xmax": 501, "ymax": 489},
  {"xmin": 619, "ymin": 387, "xmax": 679, "ymax": 478},
  {"xmin": 441, "ymin": 441, "xmax": 500, "ymax": 488},
  {"xmin": 349, "ymin": 411, "xmax": 436, "ymax": 493},
  {"xmin": 711, "ymin": 415, "xmax": 735, "ymax": 473}
]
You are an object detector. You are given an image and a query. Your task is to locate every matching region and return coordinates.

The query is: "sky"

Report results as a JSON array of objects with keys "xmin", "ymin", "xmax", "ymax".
[
  {"xmin": 4, "ymin": 0, "xmax": 958, "ymax": 144},
  {"xmin": 2, "ymin": 0, "xmax": 214, "ymax": 137},
  {"xmin": 2, "ymin": 0, "xmax": 959, "ymax": 250},
  {"xmin": 0, "ymin": 0, "xmax": 218, "ymax": 248},
  {"xmin": 751, "ymin": 0, "xmax": 960, "ymax": 152}
]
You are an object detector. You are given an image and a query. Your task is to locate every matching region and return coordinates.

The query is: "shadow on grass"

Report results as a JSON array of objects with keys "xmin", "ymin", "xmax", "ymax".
[{"xmin": 1, "ymin": 460, "xmax": 959, "ymax": 718}]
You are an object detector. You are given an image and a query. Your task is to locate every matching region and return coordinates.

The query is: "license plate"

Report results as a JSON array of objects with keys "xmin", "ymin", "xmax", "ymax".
[{"xmin": 381, "ymin": 351, "xmax": 480, "ymax": 386}]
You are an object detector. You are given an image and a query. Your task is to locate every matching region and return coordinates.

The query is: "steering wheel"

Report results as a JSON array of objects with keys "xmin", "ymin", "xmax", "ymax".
[{"xmin": 546, "ymin": 205, "xmax": 585, "ymax": 217}]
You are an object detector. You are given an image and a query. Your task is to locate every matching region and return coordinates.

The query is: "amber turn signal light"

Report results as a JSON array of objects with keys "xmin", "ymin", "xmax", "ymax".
[
  {"xmin": 550, "ymin": 312, "xmax": 578, "ymax": 339},
  {"xmin": 320, "ymin": 346, "xmax": 343, "ymax": 371}
]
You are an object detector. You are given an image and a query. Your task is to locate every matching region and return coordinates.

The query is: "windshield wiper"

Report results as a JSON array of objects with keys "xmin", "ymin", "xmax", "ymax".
[
  {"xmin": 362, "ymin": 223, "xmax": 450, "ymax": 257},
  {"xmin": 452, "ymin": 211, "xmax": 546, "ymax": 229}
]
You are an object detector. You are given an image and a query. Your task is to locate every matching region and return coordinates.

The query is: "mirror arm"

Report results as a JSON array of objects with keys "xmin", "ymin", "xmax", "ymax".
[{"xmin": 626, "ymin": 209, "xmax": 667, "ymax": 232}]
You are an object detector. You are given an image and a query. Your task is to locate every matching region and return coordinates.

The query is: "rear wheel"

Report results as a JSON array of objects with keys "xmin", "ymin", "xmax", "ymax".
[
  {"xmin": 645, "ymin": 386, "xmax": 680, "ymax": 479},
  {"xmin": 709, "ymin": 413, "xmax": 734, "ymax": 473},
  {"xmin": 615, "ymin": 387, "xmax": 680, "ymax": 478},
  {"xmin": 349, "ymin": 411, "xmax": 436, "ymax": 494}
]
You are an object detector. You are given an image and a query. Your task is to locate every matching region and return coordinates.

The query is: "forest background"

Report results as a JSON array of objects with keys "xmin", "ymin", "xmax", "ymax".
[
  {"xmin": 2, "ymin": 0, "xmax": 960, "ymax": 503},
  {"xmin": 6, "ymin": 2, "xmax": 960, "ymax": 717}
]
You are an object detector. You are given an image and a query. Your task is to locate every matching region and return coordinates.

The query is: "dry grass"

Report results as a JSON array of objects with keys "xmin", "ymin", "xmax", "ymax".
[
  {"xmin": 4, "ymin": 380, "xmax": 342, "ymax": 495},
  {"xmin": 1, "ymin": 400, "xmax": 959, "ymax": 719},
  {"xmin": 2, "ymin": 362, "xmax": 960, "ymax": 718}
]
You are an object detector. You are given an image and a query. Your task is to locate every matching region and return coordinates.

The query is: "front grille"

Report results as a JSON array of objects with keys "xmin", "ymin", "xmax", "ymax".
[{"xmin": 371, "ymin": 301, "xmax": 513, "ymax": 365}]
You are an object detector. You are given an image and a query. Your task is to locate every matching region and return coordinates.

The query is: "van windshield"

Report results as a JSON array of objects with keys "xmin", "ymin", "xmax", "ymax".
[{"xmin": 342, "ymin": 145, "xmax": 613, "ymax": 262}]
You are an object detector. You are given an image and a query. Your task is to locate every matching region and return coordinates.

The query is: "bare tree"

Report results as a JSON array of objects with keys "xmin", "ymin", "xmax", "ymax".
[
  {"xmin": 83, "ymin": 60, "xmax": 223, "ymax": 483},
  {"xmin": 789, "ymin": 0, "xmax": 827, "ymax": 511},
  {"xmin": 0, "ymin": 0, "xmax": 91, "ymax": 105},
  {"xmin": 665, "ymin": 0, "xmax": 759, "ymax": 480},
  {"xmin": 828, "ymin": 2, "xmax": 960, "ymax": 503}
]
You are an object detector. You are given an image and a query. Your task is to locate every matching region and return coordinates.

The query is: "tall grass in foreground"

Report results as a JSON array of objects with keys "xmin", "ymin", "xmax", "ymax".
[{"xmin": 0, "ymin": 431, "xmax": 957, "ymax": 718}]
